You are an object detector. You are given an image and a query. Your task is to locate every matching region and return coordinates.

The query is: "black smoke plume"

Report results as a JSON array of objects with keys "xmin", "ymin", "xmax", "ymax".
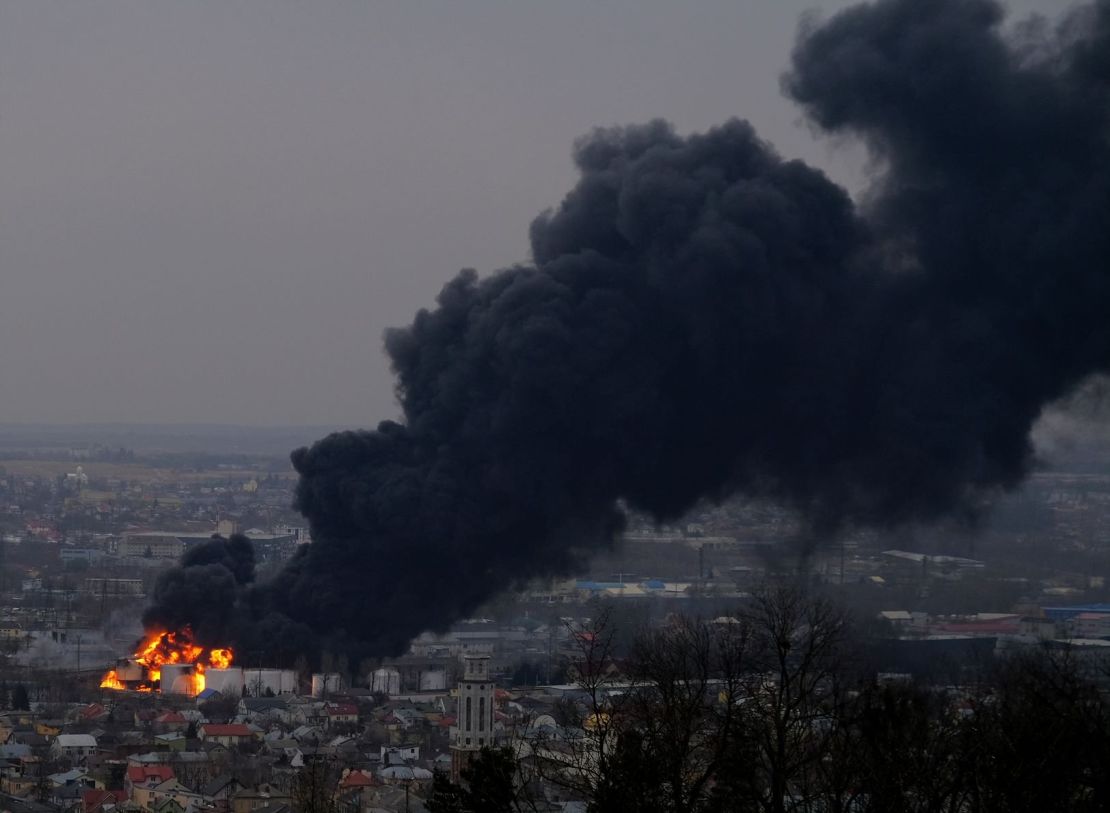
[
  {"xmin": 143, "ymin": 533, "xmax": 255, "ymax": 642},
  {"xmin": 148, "ymin": 0, "xmax": 1110, "ymax": 662}
]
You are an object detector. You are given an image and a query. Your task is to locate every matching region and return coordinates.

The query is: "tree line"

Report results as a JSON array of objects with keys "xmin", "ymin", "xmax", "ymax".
[{"xmin": 429, "ymin": 586, "xmax": 1110, "ymax": 813}]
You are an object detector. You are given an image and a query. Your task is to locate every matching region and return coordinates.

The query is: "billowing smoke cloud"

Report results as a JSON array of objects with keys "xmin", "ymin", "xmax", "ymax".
[
  {"xmin": 143, "ymin": 534, "xmax": 255, "ymax": 643},
  {"xmin": 148, "ymin": 0, "xmax": 1110, "ymax": 662}
]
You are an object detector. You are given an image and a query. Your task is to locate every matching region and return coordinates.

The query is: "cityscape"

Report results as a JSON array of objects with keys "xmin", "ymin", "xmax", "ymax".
[
  {"xmin": 3, "ymin": 0, "xmax": 1110, "ymax": 810},
  {"xmin": 0, "ymin": 421, "xmax": 1107, "ymax": 810}
]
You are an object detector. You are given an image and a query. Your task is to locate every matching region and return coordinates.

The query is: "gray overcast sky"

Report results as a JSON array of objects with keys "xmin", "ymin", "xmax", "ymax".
[{"xmin": 0, "ymin": 0, "xmax": 1055, "ymax": 427}]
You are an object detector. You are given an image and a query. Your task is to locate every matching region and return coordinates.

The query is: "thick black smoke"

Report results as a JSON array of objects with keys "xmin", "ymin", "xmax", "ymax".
[
  {"xmin": 143, "ymin": 534, "xmax": 255, "ymax": 643},
  {"xmin": 149, "ymin": 0, "xmax": 1110, "ymax": 662}
]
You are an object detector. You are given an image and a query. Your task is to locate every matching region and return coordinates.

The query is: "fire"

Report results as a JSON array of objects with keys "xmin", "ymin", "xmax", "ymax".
[{"xmin": 100, "ymin": 628, "xmax": 234, "ymax": 695}]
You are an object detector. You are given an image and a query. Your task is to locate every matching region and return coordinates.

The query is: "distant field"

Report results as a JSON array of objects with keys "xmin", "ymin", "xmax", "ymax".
[
  {"xmin": 0, "ymin": 459, "xmax": 294, "ymax": 484},
  {"xmin": 0, "ymin": 422, "xmax": 352, "ymax": 455}
]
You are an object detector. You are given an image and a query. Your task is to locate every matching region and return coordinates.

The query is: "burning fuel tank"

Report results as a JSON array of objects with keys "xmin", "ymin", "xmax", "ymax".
[
  {"xmin": 160, "ymin": 663, "xmax": 198, "ymax": 696},
  {"xmin": 114, "ymin": 658, "xmax": 144, "ymax": 683}
]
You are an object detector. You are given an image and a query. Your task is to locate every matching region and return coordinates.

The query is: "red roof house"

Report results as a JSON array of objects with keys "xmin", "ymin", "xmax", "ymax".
[
  {"xmin": 125, "ymin": 765, "xmax": 175, "ymax": 799},
  {"xmin": 83, "ymin": 789, "xmax": 126, "ymax": 813},
  {"xmin": 339, "ymin": 770, "xmax": 378, "ymax": 789},
  {"xmin": 198, "ymin": 724, "xmax": 253, "ymax": 745}
]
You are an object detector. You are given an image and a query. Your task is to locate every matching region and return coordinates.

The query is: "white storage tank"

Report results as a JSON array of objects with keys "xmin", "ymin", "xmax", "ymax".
[
  {"xmin": 204, "ymin": 667, "xmax": 244, "ymax": 696},
  {"xmin": 160, "ymin": 663, "xmax": 196, "ymax": 696},
  {"xmin": 115, "ymin": 658, "xmax": 143, "ymax": 683},
  {"xmin": 279, "ymin": 669, "xmax": 299, "ymax": 695},
  {"xmin": 371, "ymin": 667, "xmax": 401, "ymax": 696},
  {"xmin": 248, "ymin": 669, "xmax": 284, "ymax": 696},
  {"xmin": 310, "ymin": 672, "xmax": 343, "ymax": 698},
  {"xmin": 419, "ymin": 669, "xmax": 446, "ymax": 692}
]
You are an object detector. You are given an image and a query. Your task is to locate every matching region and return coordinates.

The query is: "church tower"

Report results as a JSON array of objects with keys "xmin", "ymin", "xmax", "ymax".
[{"xmin": 450, "ymin": 654, "xmax": 495, "ymax": 781}]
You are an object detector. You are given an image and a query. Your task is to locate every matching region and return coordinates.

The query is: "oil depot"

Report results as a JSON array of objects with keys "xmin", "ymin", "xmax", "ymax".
[
  {"xmin": 196, "ymin": 668, "xmax": 345, "ymax": 697},
  {"xmin": 203, "ymin": 667, "xmax": 300, "ymax": 696},
  {"xmin": 99, "ymin": 630, "xmax": 359, "ymax": 698},
  {"xmin": 104, "ymin": 659, "xmax": 345, "ymax": 698}
]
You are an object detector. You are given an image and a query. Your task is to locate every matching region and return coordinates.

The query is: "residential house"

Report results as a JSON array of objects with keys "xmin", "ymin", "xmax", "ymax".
[
  {"xmin": 36, "ymin": 720, "xmax": 63, "ymax": 738},
  {"xmin": 125, "ymin": 764, "xmax": 175, "ymax": 803},
  {"xmin": 0, "ymin": 743, "xmax": 32, "ymax": 761},
  {"xmin": 141, "ymin": 778, "xmax": 204, "ymax": 813},
  {"xmin": 149, "ymin": 797, "xmax": 185, "ymax": 813},
  {"xmin": 387, "ymin": 708, "xmax": 423, "ymax": 731},
  {"xmin": 46, "ymin": 768, "xmax": 98, "ymax": 812},
  {"xmin": 82, "ymin": 789, "xmax": 127, "ymax": 813},
  {"xmin": 134, "ymin": 710, "xmax": 159, "ymax": 729},
  {"xmin": 337, "ymin": 770, "xmax": 378, "ymax": 792},
  {"xmin": 377, "ymin": 765, "xmax": 432, "ymax": 786},
  {"xmin": 287, "ymin": 703, "xmax": 327, "ymax": 729},
  {"xmin": 152, "ymin": 712, "xmax": 188, "ymax": 735},
  {"xmin": 289, "ymin": 726, "xmax": 321, "ymax": 744},
  {"xmin": 199, "ymin": 775, "xmax": 244, "ymax": 813},
  {"xmin": 380, "ymin": 745, "xmax": 419, "ymax": 765},
  {"xmin": 230, "ymin": 784, "xmax": 291, "ymax": 813},
  {"xmin": 12, "ymin": 732, "xmax": 50, "ymax": 750},
  {"xmin": 237, "ymin": 699, "xmax": 289, "ymax": 727},
  {"xmin": 152, "ymin": 733, "xmax": 186, "ymax": 752},
  {"xmin": 73, "ymin": 705, "xmax": 109, "ymax": 725},
  {"xmin": 2, "ymin": 770, "xmax": 37, "ymax": 798},
  {"xmin": 52, "ymin": 735, "xmax": 98, "ymax": 763},
  {"xmin": 324, "ymin": 703, "xmax": 358, "ymax": 729},
  {"xmin": 198, "ymin": 725, "xmax": 253, "ymax": 748}
]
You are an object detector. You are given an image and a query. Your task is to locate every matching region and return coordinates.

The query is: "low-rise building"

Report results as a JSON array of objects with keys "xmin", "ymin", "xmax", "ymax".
[{"xmin": 198, "ymin": 724, "xmax": 254, "ymax": 747}]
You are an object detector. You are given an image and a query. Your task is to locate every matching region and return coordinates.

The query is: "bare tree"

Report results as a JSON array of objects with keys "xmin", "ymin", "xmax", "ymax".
[
  {"xmin": 533, "ymin": 610, "xmax": 754, "ymax": 813},
  {"xmin": 726, "ymin": 585, "xmax": 849, "ymax": 813},
  {"xmin": 292, "ymin": 753, "xmax": 339, "ymax": 813},
  {"xmin": 962, "ymin": 647, "xmax": 1110, "ymax": 813},
  {"xmin": 812, "ymin": 680, "xmax": 971, "ymax": 813},
  {"xmin": 597, "ymin": 615, "xmax": 750, "ymax": 813},
  {"xmin": 525, "ymin": 609, "xmax": 622, "ymax": 804},
  {"xmin": 526, "ymin": 590, "xmax": 851, "ymax": 812}
]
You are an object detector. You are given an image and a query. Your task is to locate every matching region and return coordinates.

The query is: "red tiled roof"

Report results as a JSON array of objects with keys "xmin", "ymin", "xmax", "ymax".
[
  {"xmin": 127, "ymin": 765, "xmax": 174, "ymax": 784},
  {"xmin": 326, "ymin": 703, "xmax": 359, "ymax": 717},
  {"xmin": 155, "ymin": 711, "xmax": 186, "ymax": 724},
  {"xmin": 83, "ymin": 789, "xmax": 126, "ymax": 813},
  {"xmin": 200, "ymin": 724, "xmax": 252, "ymax": 737},
  {"xmin": 340, "ymin": 771, "xmax": 375, "ymax": 788}
]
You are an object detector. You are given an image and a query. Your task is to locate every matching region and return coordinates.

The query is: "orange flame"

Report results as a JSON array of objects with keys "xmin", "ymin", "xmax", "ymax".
[{"xmin": 100, "ymin": 628, "xmax": 234, "ymax": 695}]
